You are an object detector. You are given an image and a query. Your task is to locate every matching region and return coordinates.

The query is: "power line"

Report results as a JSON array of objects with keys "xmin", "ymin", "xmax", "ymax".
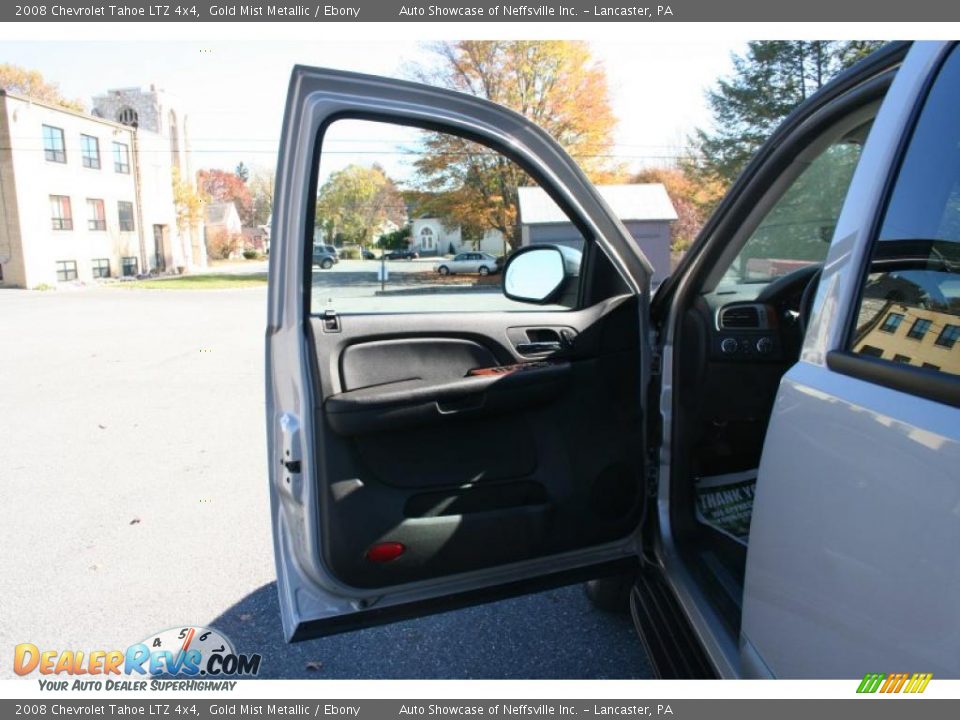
[{"xmin": 0, "ymin": 146, "xmax": 690, "ymax": 160}]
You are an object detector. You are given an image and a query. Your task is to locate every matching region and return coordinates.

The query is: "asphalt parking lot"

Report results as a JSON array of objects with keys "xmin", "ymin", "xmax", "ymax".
[{"xmin": 0, "ymin": 285, "xmax": 652, "ymax": 680}]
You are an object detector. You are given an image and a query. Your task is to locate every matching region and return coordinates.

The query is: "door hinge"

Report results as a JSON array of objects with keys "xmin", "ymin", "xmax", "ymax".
[
  {"xmin": 647, "ymin": 328, "xmax": 661, "ymax": 377},
  {"xmin": 650, "ymin": 351, "xmax": 662, "ymax": 377},
  {"xmin": 646, "ymin": 447, "xmax": 660, "ymax": 498}
]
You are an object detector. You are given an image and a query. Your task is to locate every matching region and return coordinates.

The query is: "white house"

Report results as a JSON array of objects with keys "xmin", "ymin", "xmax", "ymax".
[
  {"xmin": 410, "ymin": 217, "xmax": 506, "ymax": 257},
  {"xmin": 518, "ymin": 183, "xmax": 677, "ymax": 284},
  {"xmin": 204, "ymin": 202, "xmax": 243, "ymax": 236}
]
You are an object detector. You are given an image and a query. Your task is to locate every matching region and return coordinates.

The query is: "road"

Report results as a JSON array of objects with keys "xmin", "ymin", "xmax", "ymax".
[
  {"xmin": 0, "ymin": 286, "xmax": 651, "ymax": 679},
  {"xmin": 215, "ymin": 256, "xmax": 562, "ymax": 313}
]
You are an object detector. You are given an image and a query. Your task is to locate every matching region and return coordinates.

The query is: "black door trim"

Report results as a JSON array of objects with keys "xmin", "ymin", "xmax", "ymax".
[{"xmin": 289, "ymin": 557, "xmax": 638, "ymax": 642}]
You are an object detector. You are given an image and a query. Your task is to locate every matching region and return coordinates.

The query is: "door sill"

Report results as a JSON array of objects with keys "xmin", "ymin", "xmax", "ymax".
[{"xmin": 629, "ymin": 567, "xmax": 717, "ymax": 679}]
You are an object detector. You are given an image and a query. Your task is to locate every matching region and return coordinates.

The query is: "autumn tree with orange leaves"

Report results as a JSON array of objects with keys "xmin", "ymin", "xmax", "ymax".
[
  {"xmin": 197, "ymin": 168, "xmax": 253, "ymax": 226},
  {"xmin": 0, "ymin": 64, "xmax": 83, "ymax": 112},
  {"xmin": 632, "ymin": 167, "xmax": 726, "ymax": 252},
  {"xmin": 409, "ymin": 41, "xmax": 621, "ymax": 250}
]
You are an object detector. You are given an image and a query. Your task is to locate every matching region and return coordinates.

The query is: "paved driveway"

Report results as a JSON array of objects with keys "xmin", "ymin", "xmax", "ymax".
[{"xmin": 0, "ymin": 287, "xmax": 651, "ymax": 679}]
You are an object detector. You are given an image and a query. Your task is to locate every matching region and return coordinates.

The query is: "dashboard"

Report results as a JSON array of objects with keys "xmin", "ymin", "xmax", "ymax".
[
  {"xmin": 703, "ymin": 264, "xmax": 820, "ymax": 365},
  {"xmin": 673, "ymin": 265, "xmax": 822, "ymax": 477}
]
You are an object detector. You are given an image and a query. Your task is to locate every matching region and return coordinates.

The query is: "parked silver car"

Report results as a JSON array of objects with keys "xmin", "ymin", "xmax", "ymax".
[{"xmin": 435, "ymin": 252, "xmax": 498, "ymax": 276}]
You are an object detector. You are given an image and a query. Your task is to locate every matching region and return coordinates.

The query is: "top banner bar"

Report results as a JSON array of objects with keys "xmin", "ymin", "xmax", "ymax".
[{"xmin": 4, "ymin": 0, "xmax": 959, "ymax": 22}]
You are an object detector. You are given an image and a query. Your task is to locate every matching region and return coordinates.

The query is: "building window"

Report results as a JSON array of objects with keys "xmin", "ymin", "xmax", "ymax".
[
  {"xmin": 858, "ymin": 345, "xmax": 884, "ymax": 358},
  {"xmin": 113, "ymin": 142, "xmax": 130, "ymax": 173},
  {"xmin": 86, "ymin": 199, "xmax": 106, "ymax": 231},
  {"xmin": 922, "ymin": 362, "xmax": 941, "ymax": 371},
  {"xmin": 419, "ymin": 226, "xmax": 434, "ymax": 249},
  {"xmin": 43, "ymin": 125, "xmax": 66, "ymax": 163},
  {"xmin": 117, "ymin": 107, "xmax": 139, "ymax": 127},
  {"xmin": 122, "ymin": 256, "xmax": 138, "ymax": 277},
  {"xmin": 906, "ymin": 318, "xmax": 932, "ymax": 340},
  {"xmin": 80, "ymin": 134, "xmax": 101, "ymax": 169},
  {"xmin": 50, "ymin": 195, "xmax": 73, "ymax": 230},
  {"xmin": 118, "ymin": 201, "xmax": 135, "ymax": 232},
  {"xmin": 91, "ymin": 258, "xmax": 111, "ymax": 279},
  {"xmin": 935, "ymin": 324, "xmax": 960, "ymax": 349},
  {"xmin": 55, "ymin": 260, "xmax": 77, "ymax": 282},
  {"xmin": 879, "ymin": 312, "xmax": 904, "ymax": 333},
  {"xmin": 892, "ymin": 354, "xmax": 912, "ymax": 364}
]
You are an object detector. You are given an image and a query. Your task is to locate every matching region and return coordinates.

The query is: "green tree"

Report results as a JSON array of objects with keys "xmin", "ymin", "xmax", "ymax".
[
  {"xmin": 408, "ymin": 41, "xmax": 622, "ymax": 249},
  {"xmin": 316, "ymin": 164, "xmax": 406, "ymax": 246},
  {"xmin": 377, "ymin": 226, "xmax": 411, "ymax": 251},
  {"xmin": 689, "ymin": 41, "xmax": 884, "ymax": 187},
  {"xmin": 235, "ymin": 161, "xmax": 250, "ymax": 183},
  {"xmin": 0, "ymin": 63, "xmax": 83, "ymax": 112}
]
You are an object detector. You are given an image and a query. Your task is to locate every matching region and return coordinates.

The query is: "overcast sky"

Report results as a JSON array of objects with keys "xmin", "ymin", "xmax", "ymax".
[{"xmin": 3, "ymin": 40, "xmax": 740, "ymax": 176}]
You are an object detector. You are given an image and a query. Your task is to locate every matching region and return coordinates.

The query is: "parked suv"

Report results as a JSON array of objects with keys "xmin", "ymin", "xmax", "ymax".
[
  {"xmin": 310, "ymin": 247, "xmax": 338, "ymax": 269},
  {"xmin": 267, "ymin": 43, "xmax": 960, "ymax": 678}
]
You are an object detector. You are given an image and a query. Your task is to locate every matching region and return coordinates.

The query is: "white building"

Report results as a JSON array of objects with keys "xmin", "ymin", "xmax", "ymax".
[
  {"xmin": 518, "ymin": 183, "xmax": 677, "ymax": 284},
  {"xmin": 0, "ymin": 85, "xmax": 205, "ymax": 288},
  {"xmin": 410, "ymin": 217, "xmax": 506, "ymax": 257},
  {"xmin": 92, "ymin": 86, "xmax": 206, "ymax": 273}
]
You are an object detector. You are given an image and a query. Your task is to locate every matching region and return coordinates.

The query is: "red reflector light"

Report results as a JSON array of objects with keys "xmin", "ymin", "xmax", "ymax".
[{"xmin": 366, "ymin": 542, "xmax": 405, "ymax": 562}]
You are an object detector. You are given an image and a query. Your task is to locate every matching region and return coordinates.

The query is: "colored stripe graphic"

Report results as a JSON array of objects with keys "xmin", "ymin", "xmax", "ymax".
[
  {"xmin": 879, "ymin": 673, "xmax": 900, "ymax": 693},
  {"xmin": 904, "ymin": 673, "xmax": 933, "ymax": 693},
  {"xmin": 857, "ymin": 673, "xmax": 886, "ymax": 693},
  {"xmin": 857, "ymin": 672, "xmax": 931, "ymax": 693}
]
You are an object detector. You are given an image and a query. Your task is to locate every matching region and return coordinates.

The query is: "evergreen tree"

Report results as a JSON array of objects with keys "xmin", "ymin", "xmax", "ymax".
[{"xmin": 689, "ymin": 41, "xmax": 884, "ymax": 187}]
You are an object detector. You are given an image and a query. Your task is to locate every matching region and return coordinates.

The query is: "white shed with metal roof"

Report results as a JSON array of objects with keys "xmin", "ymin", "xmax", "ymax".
[{"xmin": 518, "ymin": 183, "xmax": 677, "ymax": 283}]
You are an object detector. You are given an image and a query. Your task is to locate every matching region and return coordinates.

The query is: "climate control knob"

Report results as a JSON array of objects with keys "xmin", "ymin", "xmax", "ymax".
[
  {"xmin": 721, "ymin": 337, "xmax": 739, "ymax": 354},
  {"xmin": 756, "ymin": 337, "xmax": 773, "ymax": 355}
]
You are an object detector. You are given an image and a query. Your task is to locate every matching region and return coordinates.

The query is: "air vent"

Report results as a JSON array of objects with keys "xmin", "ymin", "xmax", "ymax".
[{"xmin": 719, "ymin": 305, "xmax": 761, "ymax": 329}]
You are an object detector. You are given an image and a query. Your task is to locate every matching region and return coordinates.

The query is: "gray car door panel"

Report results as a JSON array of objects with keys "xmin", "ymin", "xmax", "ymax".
[{"xmin": 267, "ymin": 67, "xmax": 653, "ymax": 640}]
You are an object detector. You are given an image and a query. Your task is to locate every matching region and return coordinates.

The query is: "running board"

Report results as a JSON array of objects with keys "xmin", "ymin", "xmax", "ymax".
[{"xmin": 630, "ymin": 569, "xmax": 717, "ymax": 679}]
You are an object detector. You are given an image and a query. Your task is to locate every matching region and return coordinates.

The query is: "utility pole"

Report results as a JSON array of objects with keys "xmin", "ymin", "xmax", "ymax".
[{"xmin": 131, "ymin": 130, "xmax": 149, "ymax": 273}]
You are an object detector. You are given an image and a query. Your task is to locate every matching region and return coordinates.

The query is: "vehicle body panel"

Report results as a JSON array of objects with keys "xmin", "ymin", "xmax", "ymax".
[{"xmin": 741, "ymin": 41, "xmax": 960, "ymax": 677}]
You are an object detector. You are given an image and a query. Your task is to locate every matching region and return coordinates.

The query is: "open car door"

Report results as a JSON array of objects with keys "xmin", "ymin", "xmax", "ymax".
[{"xmin": 267, "ymin": 66, "xmax": 655, "ymax": 641}]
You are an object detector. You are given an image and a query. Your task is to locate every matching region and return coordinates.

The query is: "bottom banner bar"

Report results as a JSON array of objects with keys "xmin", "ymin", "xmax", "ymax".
[{"xmin": 2, "ymin": 700, "xmax": 955, "ymax": 720}]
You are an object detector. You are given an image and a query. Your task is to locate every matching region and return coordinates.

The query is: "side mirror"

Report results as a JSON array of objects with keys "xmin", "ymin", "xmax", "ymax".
[{"xmin": 502, "ymin": 245, "xmax": 577, "ymax": 304}]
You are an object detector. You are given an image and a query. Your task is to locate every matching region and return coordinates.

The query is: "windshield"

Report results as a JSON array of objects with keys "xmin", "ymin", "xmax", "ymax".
[{"xmin": 718, "ymin": 121, "xmax": 873, "ymax": 293}]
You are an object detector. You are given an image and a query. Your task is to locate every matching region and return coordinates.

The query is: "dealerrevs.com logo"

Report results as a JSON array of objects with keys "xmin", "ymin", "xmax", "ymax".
[{"xmin": 14, "ymin": 626, "xmax": 261, "ymax": 691}]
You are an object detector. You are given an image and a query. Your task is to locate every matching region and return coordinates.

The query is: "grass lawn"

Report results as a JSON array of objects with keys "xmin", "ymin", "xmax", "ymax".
[{"xmin": 113, "ymin": 273, "xmax": 268, "ymax": 290}]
